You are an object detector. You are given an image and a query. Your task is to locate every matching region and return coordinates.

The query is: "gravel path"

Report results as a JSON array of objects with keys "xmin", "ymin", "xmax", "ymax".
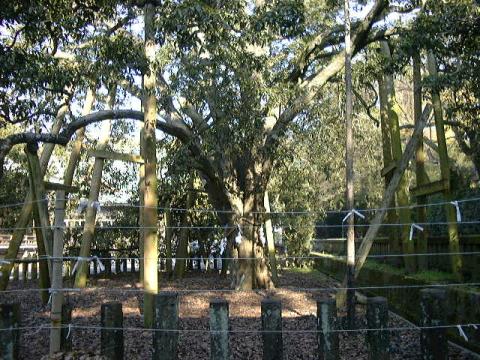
[{"xmin": 0, "ymin": 270, "xmax": 477, "ymax": 359}]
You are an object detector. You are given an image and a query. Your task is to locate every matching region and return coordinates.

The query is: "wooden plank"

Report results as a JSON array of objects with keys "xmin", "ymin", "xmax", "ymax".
[
  {"xmin": 410, "ymin": 179, "xmax": 449, "ymax": 197},
  {"xmin": 380, "ymin": 161, "xmax": 397, "ymax": 177},
  {"xmin": 49, "ymin": 190, "xmax": 66, "ymax": 354},
  {"xmin": 44, "ymin": 182, "xmax": 79, "ymax": 193},
  {"xmin": 88, "ymin": 149, "xmax": 144, "ymax": 164}
]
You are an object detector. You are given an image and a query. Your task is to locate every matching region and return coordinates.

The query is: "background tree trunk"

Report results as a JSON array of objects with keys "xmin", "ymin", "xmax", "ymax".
[
  {"xmin": 174, "ymin": 175, "xmax": 195, "ymax": 278},
  {"xmin": 426, "ymin": 52, "xmax": 462, "ymax": 279}
]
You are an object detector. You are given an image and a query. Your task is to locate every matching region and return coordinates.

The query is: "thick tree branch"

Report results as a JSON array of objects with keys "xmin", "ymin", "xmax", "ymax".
[{"xmin": 262, "ymin": 0, "xmax": 389, "ymax": 178}]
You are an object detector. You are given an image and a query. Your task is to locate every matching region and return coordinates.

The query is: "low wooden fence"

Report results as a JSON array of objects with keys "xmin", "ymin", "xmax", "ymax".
[
  {"xmin": 313, "ymin": 235, "xmax": 480, "ymax": 279},
  {"xmin": 0, "ymin": 289, "xmax": 458, "ymax": 359}
]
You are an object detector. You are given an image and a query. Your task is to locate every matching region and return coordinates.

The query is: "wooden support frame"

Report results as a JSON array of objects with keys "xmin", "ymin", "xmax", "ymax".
[
  {"xmin": 44, "ymin": 182, "xmax": 80, "ymax": 193},
  {"xmin": 88, "ymin": 149, "xmax": 144, "ymax": 164},
  {"xmin": 380, "ymin": 161, "xmax": 397, "ymax": 178},
  {"xmin": 410, "ymin": 179, "xmax": 449, "ymax": 198}
]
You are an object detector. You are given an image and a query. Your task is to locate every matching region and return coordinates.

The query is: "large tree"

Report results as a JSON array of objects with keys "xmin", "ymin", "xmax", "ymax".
[{"xmin": 0, "ymin": 0, "xmax": 419, "ymax": 289}]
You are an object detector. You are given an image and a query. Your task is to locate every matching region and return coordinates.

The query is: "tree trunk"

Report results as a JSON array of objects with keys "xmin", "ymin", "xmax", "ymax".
[
  {"xmin": 426, "ymin": 52, "xmax": 462, "ymax": 279},
  {"xmin": 381, "ymin": 42, "xmax": 416, "ymax": 273},
  {"xmin": 164, "ymin": 209, "xmax": 173, "ymax": 275},
  {"xmin": 174, "ymin": 175, "xmax": 195, "ymax": 278},
  {"xmin": 413, "ymin": 52, "xmax": 429, "ymax": 271},
  {"xmin": 143, "ymin": 3, "xmax": 159, "ymax": 328},
  {"xmin": 75, "ymin": 86, "xmax": 116, "ymax": 288},
  {"xmin": 378, "ymin": 67, "xmax": 401, "ymax": 267}
]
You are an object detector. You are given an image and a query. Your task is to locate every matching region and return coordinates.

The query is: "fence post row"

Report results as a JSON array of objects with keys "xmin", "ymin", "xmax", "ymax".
[
  {"xmin": 420, "ymin": 289, "xmax": 447, "ymax": 360},
  {"xmin": 61, "ymin": 303, "xmax": 73, "ymax": 352},
  {"xmin": 210, "ymin": 299, "xmax": 229, "ymax": 360},
  {"xmin": 0, "ymin": 303, "xmax": 20, "ymax": 360},
  {"xmin": 261, "ymin": 298, "xmax": 283, "ymax": 360},
  {"xmin": 366, "ymin": 296, "xmax": 389, "ymax": 360},
  {"xmin": 153, "ymin": 292, "xmax": 179, "ymax": 360},
  {"xmin": 317, "ymin": 298, "xmax": 339, "ymax": 360},
  {"xmin": 101, "ymin": 302, "xmax": 124, "ymax": 360}
]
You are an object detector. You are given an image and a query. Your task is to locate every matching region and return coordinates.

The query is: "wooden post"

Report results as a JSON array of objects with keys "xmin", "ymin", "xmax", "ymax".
[
  {"xmin": 50, "ymin": 190, "xmax": 66, "ymax": 355},
  {"xmin": 261, "ymin": 299, "xmax": 283, "ymax": 360},
  {"xmin": 420, "ymin": 289, "xmax": 447, "ymax": 360},
  {"xmin": 130, "ymin": 258, "xmax": 136, "ymax": 273},
  {"xmin": 143, "ymin": 3, "xmax": 159, "ymax": 327},
  {"xmin": 153, "ymin": 292, "xmax": 179, "ymax": 360},
  {"xmin": 263, "ymin": 191, "xmax": 278, "ymax": 284},
  {"xmin": 210, "ymin": 299, "xmax": 229, "ymax": 360},
  {"xmin": 413, "ymin": 51, "xmax": 429, "ymax": 271},
  {"xmin": 12, "ymin": 264, "xmax": 19, "ymax": 282},
  {"xmin": 344, "ymin": 0, "xmax": 356, "ymax": 328},
  {"xmin": 0, "ymin": 303, "xmax": 20, "ymax": 360},
  {"xmin": 426, "ymin": 52, "xmax": 462, "ymax": 279},
  {"xmin": 31, "ymin": 259, "xmax": 37, "ymax": 280},
  {"xmin": 366, "ymin": 297, "xmax": 389, "ymax": 360},
  {"xmin": 122, "ymin": 258, "xmax": 127, "ymax": 273},
  {"xmin": 75, "ymin": 87, "xmax": 116, "ymax": 288},
  {"xmin": 60, "ymin": 303, "xmax": 72, "ymax": 352},
  {"xmin": 25, "ymin": 142, "xmax": 53, "ymax": 267},
  {"xmin": 317, "ymin": 298, "xmax": 339, "ymax": 360},
  {"xmin": 0, "ymin": 96, "xmax": 69, "ymax": 292},
  {"xmin": 32, "ymin": 202, "xmax": 51, "ymax": 304},
  {"xmin": 21, "ymin": 262, "xmax": 28, "ymax": 283},
  {"xmin": 101, "ymin": 302, "xmax": 124, "ymax": 360},
  {"xmin": 165, "ymin": 209, "xmax": 173, "ymax": 275}
]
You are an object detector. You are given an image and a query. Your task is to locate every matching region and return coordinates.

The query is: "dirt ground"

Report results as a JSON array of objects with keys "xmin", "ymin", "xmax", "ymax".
[{"xmin": 0, "ymin": 269, "xmax": 477, "ymax": 359}]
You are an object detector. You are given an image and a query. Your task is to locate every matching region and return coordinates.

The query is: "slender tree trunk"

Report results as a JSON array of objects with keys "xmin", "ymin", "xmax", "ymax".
[
  {"xmin": 143, "ymin": 3, "xmax": 159, "ymax": 327},
  {"xmin": 0, "ymin": 94, "xmax": 70, "ymax": 290},
  {"xmin": 381, "ymin": 42, "xmax": 416, "ymax": 273},
  {"xmin": 75, "ymin": 86, "xmax": 116, "ymax": 288},
  {"xmin": 426, "ymin": 52, "xmax": 462, "ymax": 279},
  {"xmin": 174, "ymin": 175, "xmax": 195, "ymax": 278},
  {"xmin": 263, "ymin": 191, "xmax": 278, "ymax": 284},
  {"xmin": 413, "ymin": 52, "xmax": 429, "ymax": 271},
  {"xmin": 164, "ymin": 209, "xmax": 173, "ymax": 275},
  {"xmin": 378, "ymin": 74, "xmax": 402, "ymax": 267},
  {"xmin": 344, "ymin": 0, "xmax": 356, "ymax": 327}
]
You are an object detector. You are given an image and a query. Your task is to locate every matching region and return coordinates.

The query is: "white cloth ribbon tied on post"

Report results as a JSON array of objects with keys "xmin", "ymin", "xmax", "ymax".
[
  {"xmin": 72, "ymin": 256, "xmax": 105, "ymax": 274},
  {"xmin": 76, "ymin": 198, "xmax": 88, "ymax": 214},
  {"xmin": 457, "ymin": 325, "xmax": 468, "ymax": 342},
  {"xmin": 342, "ymin": 209, "xmax": 366, "ymax": 224},
  {"xmin": 235, "ymin": 225, "xmax": 242, "ymax": 245},
  {"xmin": 259, "ymin": 225, "xmax": 266, "ymax": 246},
  {"xmin": 450, "ymin": 201, "xmax": 462, "ymax": 222},
  {"xmin": 409, "ymin": 223, "xmax": 424, "ymax": 241},
  {"xmin": 91, "ymin": 201, "xmax": 101, "ymax": 212}
]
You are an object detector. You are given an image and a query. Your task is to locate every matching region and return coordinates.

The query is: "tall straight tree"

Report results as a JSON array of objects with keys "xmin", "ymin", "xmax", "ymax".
[
  {"xmin": 344, "ymin": 0, "xmax": 356, "ymax": 328},
  {"xmin": 381, "ymin": 42, "xmax": 416, "ymax": 273},
  {"xmin": 142, "ymin": 2, "xmax": 159, "ymax": 327},
  {"xmin": 426, "ymin": 52, "xmax": 462, "ymax": 279},
  {"xmin": 413, "ymin": 52, "xmax": 428, "ymax": 271}
]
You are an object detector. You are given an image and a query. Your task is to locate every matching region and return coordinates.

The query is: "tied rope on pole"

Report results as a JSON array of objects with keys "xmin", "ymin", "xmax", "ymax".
[
  {"xmin": 409, "ymin": 223, "xmax": 424, "ymax": 241},
  {"xmin": 342, "ymin": 209, "xmax": 365, "ymax": 223},
  {"xmin": 450, "ymin": 201, "xmax": 462, "ymax": 222},
  {"xmin": 71, "ymin": 256, "xmax": 105, "ymax": 274}
]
